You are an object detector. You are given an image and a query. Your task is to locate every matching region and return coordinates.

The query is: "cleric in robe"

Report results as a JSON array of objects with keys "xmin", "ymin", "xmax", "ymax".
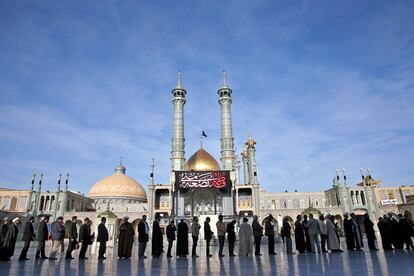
[
  {"xmin": 1, "ymin": 218, "xmax": 21, "ymax": 261},
  {"xmin": 294, "ymin": 215, "xmax": 306, "ymax": 253},
  {"xmin": 238, "ymin": 217, "xmax": 254, "ymax": 256},
  {"xmin": 118, "ymin": 216, "xmax": 135, "ymax": 259},
  {"xmin": 151, "ymin": 214, "xmax": 163, "ymax": 258},
  {"xmin": 325, "ymin": 215, "xmax": 342, "ymax": 252},
  {"xmin": 176, "ymin": 217, "xmax": 189, "ymax": 257}
]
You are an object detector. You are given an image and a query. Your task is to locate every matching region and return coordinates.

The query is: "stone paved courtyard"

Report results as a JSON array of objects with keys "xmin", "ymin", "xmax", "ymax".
[{"xmin": 1, "ymin": 238, "xmax": 413, "ymax": 275}]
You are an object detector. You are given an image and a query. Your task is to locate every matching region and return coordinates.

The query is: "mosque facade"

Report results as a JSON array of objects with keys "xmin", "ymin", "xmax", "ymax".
[{"xmin": 1, "ymin": 73, "xmax": 414, "ymax": 243}]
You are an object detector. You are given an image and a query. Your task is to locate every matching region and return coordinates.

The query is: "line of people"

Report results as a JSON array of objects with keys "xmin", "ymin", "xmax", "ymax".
[
  {"xmin": 2, "ymin": 212, "xmax": 413, "ymax": 262},
  {"xmin": 0, "ymin": 215, "xmax": 110, "ymax": 262},
  {"xmin": 121, "ymin": 214, "xmax": 280, "ymax": 259}
]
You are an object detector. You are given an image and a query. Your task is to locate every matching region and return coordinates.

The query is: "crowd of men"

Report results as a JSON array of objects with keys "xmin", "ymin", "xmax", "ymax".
[
  {"xmin": 0, "ymin": 212, "xmax": 413, "ymax": 261},
  {"xmin": 0, "ymin": 215, "xmax": 109, "ymax": 261}
]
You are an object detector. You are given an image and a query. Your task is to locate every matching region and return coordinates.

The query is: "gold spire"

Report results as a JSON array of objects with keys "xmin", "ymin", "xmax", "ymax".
[{"xmin": 245, "ymin": 132, "xmax": 256, "ymax": 148}]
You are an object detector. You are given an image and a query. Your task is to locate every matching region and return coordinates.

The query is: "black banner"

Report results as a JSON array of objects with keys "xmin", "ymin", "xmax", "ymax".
[{"xmin": 175, "ymin": 171, "xmax": 231, "ymax": 191}]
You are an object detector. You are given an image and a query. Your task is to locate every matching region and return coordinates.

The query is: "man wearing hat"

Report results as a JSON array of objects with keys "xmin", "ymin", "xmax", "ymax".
[
  {"xmin": 118, "ymin": 216, "xmax": 135, "ymax": 259},
  {"xmin": 1, "ymin": 217, "xmax": 21, "ymax": 261},
  {"xmin": 19, "ymin": 216, "xmax": 35, "ymax": 260}
]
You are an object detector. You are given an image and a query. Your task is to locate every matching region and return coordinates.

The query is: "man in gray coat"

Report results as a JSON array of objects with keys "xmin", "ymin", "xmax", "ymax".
[
  {"xmin": 49, "ymin": 217, "xmax": 65, "ymax": 260},
  {"xmin": 307, "ymin": 214, "xmax": 321, "ymax": 253}
]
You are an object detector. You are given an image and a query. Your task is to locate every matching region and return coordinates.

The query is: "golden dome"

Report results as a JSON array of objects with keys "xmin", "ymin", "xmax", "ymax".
[
  {"xmin": 184, "ymin": 148, "xmax": 220, "ymax": 171},
  {"xmin": 88, "ymin": 165, "xmax": 147, "ymax": 201}
]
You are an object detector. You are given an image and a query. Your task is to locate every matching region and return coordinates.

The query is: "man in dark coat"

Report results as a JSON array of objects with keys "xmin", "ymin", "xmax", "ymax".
[
  {"xmin": 138, "ymin": 215, "xmax": 149, "ymax": 259},
  {"xmin": 388, "ymin": 214, "xmax": 402, "ymax": 249},
  {"xmin": 35, "ymin": 216, "xmax": 49, "ymax": 259},
  {"xmin": 363, "ymin": 213, "xmax": 377, "ymax": 250},
  {"xmin": 399, "ymin": 214, "xmax": 414, "ymax": 250},
  {"xmin": 79, "ymin": 218, "xmax": 92, "ymax": 260},
  {"xmin": 118, "ymin": 216, "xmax": 135, "ymax": 259},
  {"xmin": 252, "ymin": 215, "xmax": 263, "ymax": 256},
  {"xmin": 166, "ymin": 220, "xmax": 176, "ymax": 258},
  {"xmin": 1, "ymin": 218, "xmax": 21, "ymax": 261},
  {"xmin": 343, "ymin": 214, "xmax": 355, "ymax": 251},
  {"xmin": 265, "ymin": 214, "xmax": 276, "ymax": 255},
  {"xmin": 176, "ymin": 217, "xmax": 188, "ymax": 257},
  {"xmin": 204, "ymin": 217, "xmax": 213, "ymax": 257},
  {"xmin": 350, "ymin": 213, "xmax": 363, "ymax": 250},
  {"xmin": 0, "ymin": 217, "xmax": 10, "ymax": 258},
  {"xmin": 19, "ymin": 216, "xmax": 35, "ymax": 260},
  {"xmin": 227, "ymin": 219, "xmax": 237, "ymax": 256},
  {"xmin": 152, "ymin": 214, "xmax": 163, "ymax": 258},
  {"xmin": 97, "ymin": 217, "xmax": 109, "ymax": 259},
  {"xmin": 294, "ymin": 215, "xmax": 306, "ymax": 253},
  {"xmin": 377, "ymin": 216, "xmax": 393, "ymax": 250},
  {"xmin": 65, "ymin": 216, "xmax": 78, "ymax": 259},
  {"xmin": 302, "ymin": 215, "xmax": 312, "ymax": 252}
]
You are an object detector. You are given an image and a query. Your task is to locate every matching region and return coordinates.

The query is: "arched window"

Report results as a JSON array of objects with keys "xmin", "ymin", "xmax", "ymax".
[
  {"xmin": 39, "ymin": 196, "xmax": 45, "ymax": 211},
  {"xmin": 355, "ymin": 191, "xmax": 360, "ymax": 204},
  {"xmin": 10, "ymin": 197, "xmax": 18, "ymax": 211},
  {"xmin": 361, "ymin": 191, "xmax": 366, "ymax": 205},
  {"xmin": 50, "ymin": 196, "xmax": 55, "ymax": 211},
  {"xmin": 350, "ymin": 191, "xmax": 355, "ymax": 205}
]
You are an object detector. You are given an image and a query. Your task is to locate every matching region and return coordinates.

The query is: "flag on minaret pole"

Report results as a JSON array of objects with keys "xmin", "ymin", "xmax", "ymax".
[
  {"xmin": 57, "ymin": 174, "xmax": 62, "ymax": 191},
  {"xmin": 65, "ymin": 173, "xmax": 69, "ymax": 191}
]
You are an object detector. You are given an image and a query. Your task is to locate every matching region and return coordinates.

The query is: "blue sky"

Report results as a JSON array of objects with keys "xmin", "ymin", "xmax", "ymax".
[{"xmin": 0, "ymin": 1, "xmax": 413, "ymax": 195}]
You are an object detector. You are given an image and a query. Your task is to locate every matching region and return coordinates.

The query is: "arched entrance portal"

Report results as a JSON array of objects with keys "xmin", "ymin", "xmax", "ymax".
[{"xmin": 184, "ymin": 188, "xmax": 223, "ymax": 216}]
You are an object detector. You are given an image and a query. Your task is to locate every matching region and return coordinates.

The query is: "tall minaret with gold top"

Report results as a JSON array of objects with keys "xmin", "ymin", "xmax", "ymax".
[
  {"xmin": 171, "ymin": 71, "xmax": 186, "ymax": 171},
  {"xmin": 218, "ymin": 71, "xmax": 235, "ymax": 171}
]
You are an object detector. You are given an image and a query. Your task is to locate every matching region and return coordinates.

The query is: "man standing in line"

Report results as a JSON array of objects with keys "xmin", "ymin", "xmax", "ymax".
[
  {"xmin": 19, "ymin": 216, "xmax": 35, "ymax": 261},
  {"xmin": 191, "ymin": 216, "xmax": 200, "ymax": 258},
  {"xmin": 239, "ymin": 217, "xmax": 254, "ymax": 256},
  {"xmin": 204, "ymin": 217, "xmax": 214, "ymax": 258},
  {"xmin": 399, "ymin": 213, "xmax": 414, "ymax": 250},
  {"xmin": 65, "ymin": 216, "xmax": 78, "ymax": 260},
  {"xmin": 343, "ymin": 213, "xmax": 355, "ymax": 251},
  {"xmin": 1, "ymin": 218, "xmax": 21, "ymax": 261},
  {"xmin": 216, "ymin": 215, "xmax": 226, "ymax": 257},
  {"xmin": 49, "ymin": 216, "xmax": 65, "ymax": 260},
  {"xmin": 281, "ymin": 217, "xmax": 295, "ymax": 254},
  {"xmin": 138, "ymin": 215, "xmax": 149, "ymax": 259},
  {"xmin": 265, "ymin": 214, "xmax": 276, "ymax": 255},
  {"xmin": 97, "ymin": 217, "xmax": 109, "ymax": 259},
  {"xmin": 252, "ymin": 215, "xmax": 263, "ymax": 256},
  {"xmin": 377, "ymin": 216, "xmax": 392, "ymax": 250},
  {"xmin": 363, "ymin": 213, "xmax": 377, "ymax": 250},
  {"xmin": 166, "ymin": 220, "xmax": 176, "ymax": 258},
  {"xmin": 177, "ymin": 217, "xmax": 189, "ymax": 258},
  {"xmin": 302, "ymin": 215, "xmax": 312, "ymax": 252},
  {"xmin": 152, "ymin": 214, "xmax": 163, "ymax": 258},
  {"xmin": 294, "ymin": 215, "xmax": 306, "ymax": 253},
  {"xmin": 318, "ymin": 215, "xmax": 328, "ymax": 253},
  {"xmin": 118, "ymin": 216, "xmax": 135, "ymax": 259},
  {"xmin": 35, "ymin": 216, "xmax": 49, "ymax": 260},
  {"xmin": 350, "ymin": 213, "xmax": 363, "ymax": 250},
  {"xmin": 226, "ymin": 219, "xmax": 237, "ymax": 257},
  {"xmin": 79, "ymin": 218, "xmax": 92, "ymax": 260},
  {"xmin": 307, "ymin": 214, "xmax": 321, "ymax": 253}
]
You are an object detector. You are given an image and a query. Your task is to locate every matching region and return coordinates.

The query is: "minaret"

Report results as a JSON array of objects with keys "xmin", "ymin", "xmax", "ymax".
[
  {"xmin": 171, "ymin": 71, "xmax": 186, "ymax": 171},
  {"xmin": 218, "ymin": 71, "xmax": 235, "ymax": 170},
  {"xmin": 246, "ymin": 133, "xmax": 258, "ymax": 184}
]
